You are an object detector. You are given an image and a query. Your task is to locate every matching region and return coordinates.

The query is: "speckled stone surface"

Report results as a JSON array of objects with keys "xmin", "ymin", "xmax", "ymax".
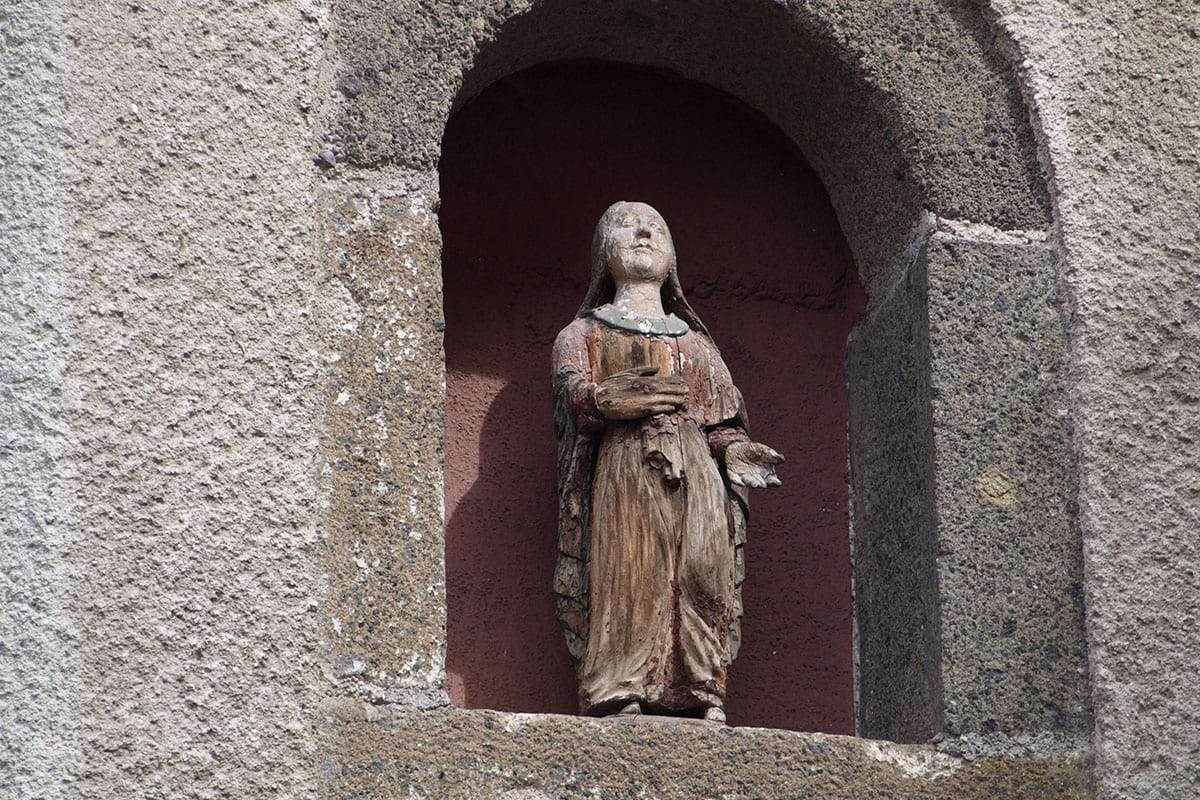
[
  {"xmin": 319, "ymin": 703, "xmax": 1090, "ymax": 800},
  {"xmin": 317, "ymin": 169, "xmax": 451, "ymax": 708},
  {"xmin": 330, "ymin": 0, "xmax": 1050, "ymax": 285},
  {"xmin": 848, "ymin": 216, "xmax": 1091, "ymax": 745},
  {"xmin": 847, "ymin": 216, "xmax": 943, "ymax": 743},
  {"xmin": 924, "ymin": 222, "xmax": 1090, "ymax": 739}
]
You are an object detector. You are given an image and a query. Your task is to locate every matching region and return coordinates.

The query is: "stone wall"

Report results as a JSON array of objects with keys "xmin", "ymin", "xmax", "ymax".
[
  {"xmin": 1, "ymin": 1, "xmax": 336, "ymax": 796},
  {"xmin": 2, "ymin": 1, "xmax": 1197, "ymax": 798},
  {"xmin": 848, "ymin": 216, "xmax": 942, "ymax": 743},
  {"xmin": 989, "ymin": 2, "xmax": 1200, "ymax": 796}
]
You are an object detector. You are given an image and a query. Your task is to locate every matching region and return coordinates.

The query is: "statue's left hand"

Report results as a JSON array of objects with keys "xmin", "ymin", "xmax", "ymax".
[{"xmin": 726, "ymin": 441, "xmax": 784, "ymax": 489}]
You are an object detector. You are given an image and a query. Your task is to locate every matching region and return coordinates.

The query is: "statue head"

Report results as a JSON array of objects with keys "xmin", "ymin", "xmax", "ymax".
[
  {"xmin": 592, "ymin": 201, "xmax": 677, "ymax": 288},
  {"xmin": 576, "ymin": 201, "xmax": 710, "ymax": 338}
]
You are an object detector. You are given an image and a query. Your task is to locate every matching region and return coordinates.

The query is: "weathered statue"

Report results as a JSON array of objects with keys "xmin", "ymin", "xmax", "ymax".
[{"xmin": 552, "ymin": 201, "xmax": 784, "ymax": 723}]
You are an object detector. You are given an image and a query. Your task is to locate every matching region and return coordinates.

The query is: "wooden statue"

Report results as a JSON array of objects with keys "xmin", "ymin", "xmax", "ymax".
[{"xmin": 552, "ymin": 201, "xmax": 784, "ymax": 723}]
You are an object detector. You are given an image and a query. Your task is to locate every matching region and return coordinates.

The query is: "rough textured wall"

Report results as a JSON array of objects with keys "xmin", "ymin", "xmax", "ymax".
[
  {"xmin": 1, "ymin": 1, "xmax": 74, "ymax": 791},
  {"xmin": 1, "ymin": 0, "xmax": 1197, "ymax": 798},
  {"xmin": 988, "ymin": 1, "xmax": 1200, "ymax": 797},
  {"xmin": 2, "ymin": 1, "xmax": 338, "ymax": 797}
]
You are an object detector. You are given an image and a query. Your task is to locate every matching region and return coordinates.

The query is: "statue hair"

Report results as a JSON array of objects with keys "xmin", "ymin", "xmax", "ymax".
[{"xmin": 575, "ymin": 201, "xmax": 712, "ymax": 338}]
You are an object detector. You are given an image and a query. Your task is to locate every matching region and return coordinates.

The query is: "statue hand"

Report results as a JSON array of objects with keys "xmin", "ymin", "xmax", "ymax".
[
  {"xmin": 726, "ymin": 441, "xmax": 784, "ymax": 489},
  {"xmin": 595, "ymin": 367, "xmax": 688, "ymax": 420}
]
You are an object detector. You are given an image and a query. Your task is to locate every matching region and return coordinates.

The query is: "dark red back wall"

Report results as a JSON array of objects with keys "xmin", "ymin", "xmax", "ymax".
[{"xmin": 441, "ymin": 62, "xmax": 863, "ymax": 734}]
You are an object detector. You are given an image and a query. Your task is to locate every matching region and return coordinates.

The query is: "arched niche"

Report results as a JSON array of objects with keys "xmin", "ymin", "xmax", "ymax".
[
  {"xmin": 440, "ymin": 60, "xmax": 863, "ymax": 732},
  {"xmin": 322, "ymin": 0, "xmax": 1089, "ymax": 748}
]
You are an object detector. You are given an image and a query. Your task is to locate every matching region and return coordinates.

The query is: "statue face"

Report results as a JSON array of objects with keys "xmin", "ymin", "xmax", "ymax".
[{"xmin": 601, "ymin": 202, "xmax": 675, "ymax": 286}]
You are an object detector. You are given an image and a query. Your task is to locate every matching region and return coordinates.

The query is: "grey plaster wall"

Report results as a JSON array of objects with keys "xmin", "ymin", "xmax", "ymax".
[
  {"xmin": 2, "ymin": 2, "xmax": 338, "ymax": 797},
  {"xmin": 1, "ymin": 2, "xmax": 74, "ymax": 791}
]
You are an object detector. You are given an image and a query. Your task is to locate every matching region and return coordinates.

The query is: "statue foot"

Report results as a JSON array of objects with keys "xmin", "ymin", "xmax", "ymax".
[
  {"xmin": 703, "ymin": 706, "xmax": 726, "ymax": 724},
  {"xmin": 615, "ymin": 701, "xmax": 642, "ymax": 716}
]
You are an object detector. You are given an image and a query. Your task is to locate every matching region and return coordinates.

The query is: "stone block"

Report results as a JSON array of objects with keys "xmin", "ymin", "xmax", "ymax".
[
  {"xmin": 848, "ymin": 220, "xmax": 942, "ymax": 743},
  {"xmin": 319, "ymin": 704, "xmax": 1089, "ymax": 799},
  {"xmin": 318, "ymin": 170, "xmax": 451, "ymax": 703},
  {"xmin": 330, "ymin": 0, "xmax": 1049, "ymax": 284},
  {"xmin": 850, "ymin": 221, "xmax": 1091, "ymax": 742},
  {"xmin": 925, "ymin": 224, "xmax": 1091, "ymax": 738}
]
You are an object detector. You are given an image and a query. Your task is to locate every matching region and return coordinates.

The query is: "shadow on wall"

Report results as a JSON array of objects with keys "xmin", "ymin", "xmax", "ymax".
[{"xmin": 442, "ymin": 61, "xmax": 863, "ymax": 733}]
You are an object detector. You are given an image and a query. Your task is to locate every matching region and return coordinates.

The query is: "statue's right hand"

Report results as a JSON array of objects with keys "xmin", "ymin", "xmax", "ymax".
[{"xmin": 595, "ymin": 367, "xmax": 689, "ymax": 420}]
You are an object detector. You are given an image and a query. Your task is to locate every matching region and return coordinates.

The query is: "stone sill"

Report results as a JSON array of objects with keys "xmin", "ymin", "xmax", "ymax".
[{"xmin": 320, "ymin": 702, "xmax": 1089, "ymax": 799}]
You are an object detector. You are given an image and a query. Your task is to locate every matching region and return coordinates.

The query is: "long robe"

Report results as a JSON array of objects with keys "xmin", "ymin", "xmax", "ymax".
[{"xmin": 552, "ymin": 311, "xmax": 750, "ymax": 715}]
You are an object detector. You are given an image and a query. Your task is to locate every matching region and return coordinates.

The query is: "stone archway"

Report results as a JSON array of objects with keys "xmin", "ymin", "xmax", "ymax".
[
  {"xmin": 334, "ymin": 0, "xmax": 1050, "ymax": 283},
  {"xmin": 319, "ymin": 0, "xmax": 1088, "ymax": 750}
]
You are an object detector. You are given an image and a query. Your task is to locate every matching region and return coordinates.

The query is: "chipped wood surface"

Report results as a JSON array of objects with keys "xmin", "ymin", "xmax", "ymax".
[{"xmin": 553, "ymin": 317, "xmax": 752, "ymax": 714}]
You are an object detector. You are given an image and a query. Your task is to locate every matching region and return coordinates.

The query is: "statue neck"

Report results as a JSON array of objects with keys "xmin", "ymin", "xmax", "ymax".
[{"xmin": 611, "ymin": 281, "xmax": 666, "ymax": 319}]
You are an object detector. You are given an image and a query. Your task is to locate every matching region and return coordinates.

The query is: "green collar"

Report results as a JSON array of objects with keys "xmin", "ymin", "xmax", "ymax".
[{"xmin": 590, "ymin": 303, "xmax": 690, "ymax": 336}]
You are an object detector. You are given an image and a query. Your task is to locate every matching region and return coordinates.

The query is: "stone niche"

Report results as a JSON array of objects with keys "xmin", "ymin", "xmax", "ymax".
[
  {"xmin": 317, "ymin": 1, "xmax": 1092, "ymax": 797},
  {"xmin": 441, "ymin": 60, "xmax": 862, "ymax": 734}
]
